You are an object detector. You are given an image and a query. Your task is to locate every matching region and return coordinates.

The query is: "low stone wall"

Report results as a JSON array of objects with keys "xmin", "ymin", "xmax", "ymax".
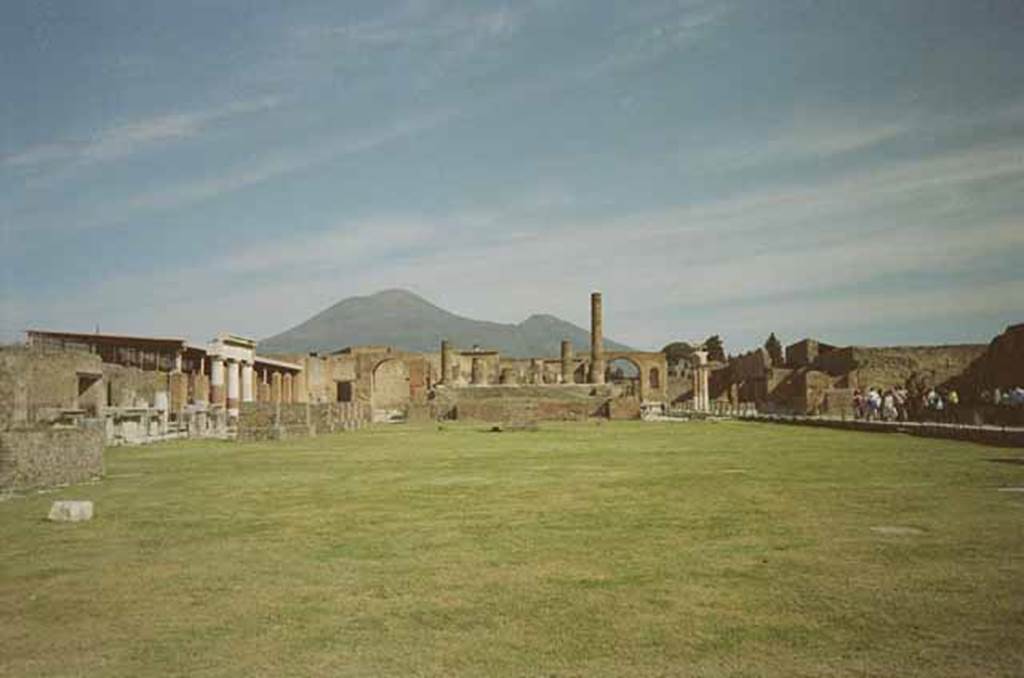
[
  {"xmin": 0, "ymin": 424, "xmax": 105, "ymax": 491},
  {"xmin": 743, "ymin": 414, "xmax": 1024, "ymax": 448},
  {"xmin": 436, "ymin": 385, "xmax": 614, "ymax": 423},
  {"xmin": 452, "ymin": 398, "xmax": 607, "ymax": 423},
  {"xmin": 237, "ymin": 402, "xmax": 370, "ymax": 441},
  {"xmin": 310, "ymin": 402, "xmax": 370, "ymax": 433},
  {"xmin": 237, "ymin": 403, "xmax": 313, "ymax": 441}
]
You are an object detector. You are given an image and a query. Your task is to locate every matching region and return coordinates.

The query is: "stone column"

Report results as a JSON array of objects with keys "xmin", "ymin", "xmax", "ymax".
[
  {"xmin": 293, "ymin": 370, "xmax": 307, "ymax": 403},
  {"xmin": 226, "ymin": 359, "xmax": 240, "ymax": 414},
  {"xmin": 589, "ymin": 292, "xmax": 606, "ymax": 384},
  {"xmin": 271, "ymin": 372, "xmax": 283, "ymax": 402},
  {"xmin": 692, "ymin": 350, "xmax": 709, "ymax": 412},
  {"xmin": 211, "ymin": 356, "xmax": 226, "ymax": 407},
  {"xmin": 530, "ymin": 359, "xmax": 543, "ymax": 385},
  {"xmin": 471, "ymin": 357, "xmax": 483, "ymax": 385},
  {"xmin": 169, "ymin": 372, "xmax": 189, "ymax": 413},
  {"xmin": 440, "ymin": 340, "xmax": 451, "ymax": 385},
  {"xmin": 283, "ymin": 373, "xmax": 294, "ymax": 404},
  {"xmin": 241, "ymin": 362, "xmax": 254, "ymax": 403},
  {"xmin": 560, "ymin": 340, "xmax": 574, "ymax": 384}
]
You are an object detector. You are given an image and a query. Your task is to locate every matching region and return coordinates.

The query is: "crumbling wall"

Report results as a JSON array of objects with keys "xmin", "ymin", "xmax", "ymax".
[
  {"xmin": 0, "ymin": 346, "xmax": 103, "ymax": 425},
  {"xmin": 438, "ymin": 384, "xmax": 613, "ymax": 422},
  {"xmin": 310, "ymin": 402, "xmax": 370, "ymax": 433},
  {"xmin": 844, "ymin": 345, "xmax": 985, "ymax": 390},
  {"xmin": 0, "ymin": 425, "xmax": 104, "ymax": 491},
  {"xmin": 949, "ymin": 324, "xmax": 1024, "ymax": 396},
  {"xmin": 784, "ymin": 339, "xmax": 835, "ymax": 367},
  {"xmin": 372, "ymin": 359, "xmax": 410, "ymax": 410},
  {"xmin": 103, "ymin": 363, "xmax": 168, "ymax": 407},
  {"xmin": 237, "ymin": 403, "xmax": 312, "ymax": 441}
]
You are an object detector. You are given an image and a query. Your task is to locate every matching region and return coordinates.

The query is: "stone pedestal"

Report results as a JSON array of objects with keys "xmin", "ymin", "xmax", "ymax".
[{"xmin": 560, "ymin": 340, "xmax": 574, "ymax": 384}]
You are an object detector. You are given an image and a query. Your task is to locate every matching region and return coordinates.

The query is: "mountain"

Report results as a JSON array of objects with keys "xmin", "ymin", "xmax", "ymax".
[{"xmin": 259, "ymin": 289, "xmax": 634, "ymax": 357}]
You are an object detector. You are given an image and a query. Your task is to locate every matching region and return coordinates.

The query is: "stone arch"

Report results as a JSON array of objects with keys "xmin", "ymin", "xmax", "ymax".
[
  {"xmin": 371, "ymin": 358, "xmax": 411, "ymax": 411},
  {"xmin": 607, "ymin": 357, "xmax": 642, "ymax": 397}
]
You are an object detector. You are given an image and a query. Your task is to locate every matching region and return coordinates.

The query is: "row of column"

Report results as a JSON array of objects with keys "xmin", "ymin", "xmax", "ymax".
[
  {"xmin": 208, "ymin": 357, "xmax": 302, "ymax": 411},
  {"xmin": 437, "ymin": 338, "xmax": 592, "ymax": 387}
]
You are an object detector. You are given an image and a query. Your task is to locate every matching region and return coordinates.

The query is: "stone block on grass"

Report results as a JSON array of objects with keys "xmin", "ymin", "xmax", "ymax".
[{"xmin": 48, "ymin": 500, "xmax": 94, "ymax": 522}]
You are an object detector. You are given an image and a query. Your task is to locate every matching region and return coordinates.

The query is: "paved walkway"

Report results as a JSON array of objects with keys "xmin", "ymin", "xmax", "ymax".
[{"xmin": 738, "ymin": 413, "xmax": 1024, "ymax": 447}]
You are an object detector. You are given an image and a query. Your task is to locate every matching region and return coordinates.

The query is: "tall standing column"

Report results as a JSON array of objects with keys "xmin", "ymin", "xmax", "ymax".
[
  {"xmin": 211, "ymin": 356, "xmax": 226, "ymax": 407},
  {"xmin": 471, "ymin": 357, "xmax": 483, "ymax": 385},
  {"xmin": 226, "ymin": 359, "xmax": 240, "ymax": 415},
  {"xmin": 589, "ymin": 292, "xmax": 606, "ymax": 384},
  {"xmin": 440, "ymin": 340, "xmax": 451, "ymax": 385},
  {"xmin": 692, "ymin": 350, "xmax": 709, "ymax": 412},
  {"xmin": 560, "ymin": 340, "xmax": 574, "ymax": 384},
  {"xmin": 241, "ymin": 362, "xmax": 254, "ymax": 403},
  {"xmin": 293, "ymin": 370, "xmax": 307, "ymax": 403},
  {"xmin": 271, "ymin": 372, "xmax": 283, "ymax": 402},
  {"xmin": 282, "ymin": 373, "xmax": 294, "ymax": 404}
]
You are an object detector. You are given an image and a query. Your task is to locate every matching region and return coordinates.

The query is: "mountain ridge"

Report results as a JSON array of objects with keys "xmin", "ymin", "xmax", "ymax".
[{"xmin": 259, "ymin": 289, "xmax": 634, "ymax": 357}]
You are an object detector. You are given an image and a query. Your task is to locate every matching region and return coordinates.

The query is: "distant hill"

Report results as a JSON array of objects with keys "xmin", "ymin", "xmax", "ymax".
[{"xmin": 259, "ymin": 289, "xmax": 634, "ymax": 357}]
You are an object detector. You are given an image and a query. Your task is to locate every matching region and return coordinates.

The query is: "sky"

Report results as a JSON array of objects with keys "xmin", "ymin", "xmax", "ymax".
[{"xmin": 2, "ymin": 0, "xmax": 1023, "ymax": 353}]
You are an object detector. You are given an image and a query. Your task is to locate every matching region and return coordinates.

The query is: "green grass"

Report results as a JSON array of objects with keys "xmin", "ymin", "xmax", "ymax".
[{"xmin": 2, "ymin": 421, "xmax": 1023, "ymax": 677}]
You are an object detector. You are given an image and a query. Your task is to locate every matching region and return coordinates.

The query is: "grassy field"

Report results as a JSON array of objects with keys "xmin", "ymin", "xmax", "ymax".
[{"xmin": 2, "ymin": 421, "xmax": 1023, "ymax": 677}]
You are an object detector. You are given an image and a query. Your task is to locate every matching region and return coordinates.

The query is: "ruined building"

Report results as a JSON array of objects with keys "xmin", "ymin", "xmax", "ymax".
[{"xmin": 1, "ymin": 291, "xmax": 668, "ymax": 477}]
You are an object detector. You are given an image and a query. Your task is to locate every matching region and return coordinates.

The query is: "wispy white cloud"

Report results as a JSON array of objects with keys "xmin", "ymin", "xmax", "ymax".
[
  {"xmin": 1, "ymin": 106, "xmax": 458, "ymax": 237},
  {"xmin": 122, "ymin": 108, "xmax": 456, "ymax": 213},
  {"xmin": 13, "ymin": 131, "xmax": 1017, "ymax": 347},
  {"xmin": 3, "ymin": 97, "xmax": 280, "ymax": 172},
  {"xmin": 295, "ymin": 5, "xmax": 520, "ymax": 49},
  {"xmin": 582, "ymin": 2, "xmax": 729, "ymax": 78}
]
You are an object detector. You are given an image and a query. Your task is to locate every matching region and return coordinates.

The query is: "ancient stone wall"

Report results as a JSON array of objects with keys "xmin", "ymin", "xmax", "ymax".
[
  {"xmin": 948, "ymin": 324, "xmax": 1024, "ymax": 396},
  {"xmin": 310, "ymin": 402, "xmax": 370, "ymax": 433},
  {"xmin": 236, "ymin": 401, "xmax": 370, "ymax": 441},
  {"xmin": 237, "ymin": 403, "xmax": 312, "ymax": 441},
  {"xmin": 843, "ymin": 345, "xmax": 985, "ymax": 390},
  {"xmin": 371, "ymin": 358, "xmax": 410, "ymax": 410},
  {"xmin": 784, "ymin": 339, "xmax": 835, "ymax": 367},
  {"xmin": 0, "ymin": 346, "xmax": 104, "ymax": 426},
  {"xmin": 103, "ymin": 363, "xmax": 169, "ymax": 408},
  {"xmin": 0, "ymin": 424, "xmax": 104, "ymax": 491},
  {"xmin": 436, "ymin": 384, "xmax": 613, "ymax": 423},
  {"xmin": 731, "ymin": 348, "xmax": 772, "ymax": 380}
]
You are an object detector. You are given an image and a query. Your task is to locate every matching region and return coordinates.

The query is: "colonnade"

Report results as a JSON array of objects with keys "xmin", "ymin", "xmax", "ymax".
[{"xmin": 206, "ymin": 356, "xmax": 302, "ymax": 410}]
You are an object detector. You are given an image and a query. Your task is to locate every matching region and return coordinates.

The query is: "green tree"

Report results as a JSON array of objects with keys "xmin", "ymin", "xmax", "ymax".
[
  {"xmin": 764, "ymin": 332, "xmax": 784, "ymax": 366},
  {"xmin": 661, "ymin": 341, "xmax": 695, "ymax": 367},
  {"xmin": 704, "ymin": 335, "xmax": 726, "ymax": 362}
]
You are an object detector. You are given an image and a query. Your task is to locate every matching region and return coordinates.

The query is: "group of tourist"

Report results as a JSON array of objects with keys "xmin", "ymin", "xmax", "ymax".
[
  {"xmin": 853, "ymin": 387, "xmax": 908, "ymax": 422},
  {"xmin": 981, "ymin": 386, "xmax": 1024, "ymax": 407},
  {"xmin": 852, "ymin": 386, "xmax": 963, "ymax": 422}
]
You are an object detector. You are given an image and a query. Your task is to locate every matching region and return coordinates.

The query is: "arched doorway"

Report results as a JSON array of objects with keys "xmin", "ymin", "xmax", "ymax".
[
  {"xmin": 372, "ymin": 359, "xmax": 410, "ymax": 420},
  {"xmin": 606, "ymin": 357, "xmax": 641, "ymax": 397}
]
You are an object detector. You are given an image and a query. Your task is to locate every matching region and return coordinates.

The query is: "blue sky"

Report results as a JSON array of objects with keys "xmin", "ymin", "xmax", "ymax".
[{"xmin": 2, "ymin": 0, "xmax": 1022, "ymax": 352}]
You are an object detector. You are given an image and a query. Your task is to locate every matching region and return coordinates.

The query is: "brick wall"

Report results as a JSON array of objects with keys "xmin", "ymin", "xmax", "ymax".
[{"xmin": 0, "ymin": 424, "xmax": 104, "ymax": 491}]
